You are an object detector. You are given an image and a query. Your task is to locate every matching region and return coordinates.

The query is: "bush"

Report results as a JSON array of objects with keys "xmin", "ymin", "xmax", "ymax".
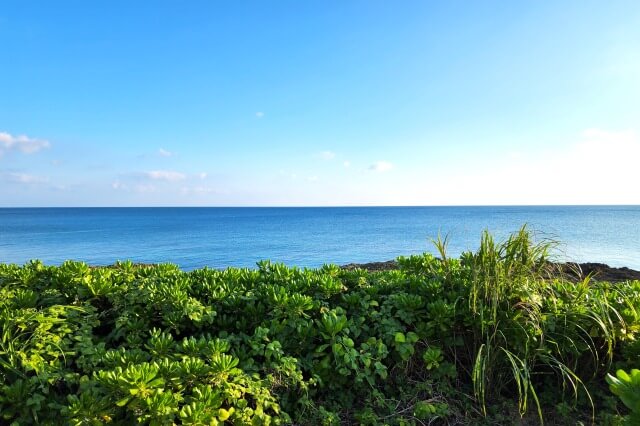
[{"xmin": 0, "ymin": 228, "xmax": 639, "ymax": 424}]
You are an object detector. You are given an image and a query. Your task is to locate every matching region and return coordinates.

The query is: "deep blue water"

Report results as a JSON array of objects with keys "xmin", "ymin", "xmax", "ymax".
[{"xmin": 0, "ymin": 206, "xmax": 639, "ymax": 270}]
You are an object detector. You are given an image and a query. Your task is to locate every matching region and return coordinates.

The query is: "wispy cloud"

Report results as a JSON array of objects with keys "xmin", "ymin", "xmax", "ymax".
[
  {"xmin": 144, "ymin": 170, "xmax": 186, "ymax": 182},
  {"xmin": 112, "ymin": 181, "xmax": 126, "ymax": 190},
  {"xmin": 180, "ymin": 186, "xmax": 217, "ymax": 195},
  {"xmin": 135, "ymin": 184, "xmax": 157, "ymax": 193},
  {"xmin": 343, "ymin": 160, "xmax": 351, "ymax": 168},
  {"xmin": 368, "ymin": 161, "xmax": 393, "ymax": 172},
  {"xmin": 112, "ymin": 181, "xmax": 157, "ymax": 193},
  {"xmin": 198, "ymin": 172, "xmax": 208, "ymax": 180},
  {"xmin": 0, "ymin": 132, "xmax": 50, "ymax": 155},
  {"xmin": 581, "ymin": 128, "xmax": 635, "ymax": 142},
  {"xmin": 2, "ymin": 172, "xmax": 49, "ymax": 184},
  {"xmin": 158, "ymin": 148, "xmax": 173, "ymax": 157},
  {"xmin": 279, "ymin": 169, "xmax": 298, "ymax": 180},
  {"xmin": 318, "ymin": 150, "xmax": 336, "ymax": 160},
  {"xmin": 256, "ymin": 112, "xmax": 265, "ymax": 118},
  {"xmin": 306, "ymin": 175, "xmax": 319, "ymax": 182}
]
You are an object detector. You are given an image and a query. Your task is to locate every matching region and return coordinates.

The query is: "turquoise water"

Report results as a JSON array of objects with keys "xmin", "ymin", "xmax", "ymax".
[{"xmin": 0, "ymin": 206, "xmax": 639, "ymax": 270}]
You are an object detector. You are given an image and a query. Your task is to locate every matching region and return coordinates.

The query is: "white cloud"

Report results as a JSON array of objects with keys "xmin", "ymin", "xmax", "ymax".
[
  {"xmin": 416, "ymin": 128, "xmax": 640, "ymax": 205},
  {"xmin": 144, "ymin": 170, "xmax": 186, "ymax": 182},
  {"xmin": 343, "ymin": 160, "xmax": 351, "ymax": 168},
  {"xmin": 180, "ymin": 186, "xmax": 217, "ymax": 195},
  {"xmin": 198, "ymin": 172, "xmax": 208, "ymax": 180},
  {"xmin": 279, "ymin": 169, "xmax": 298, "ymax": 180},
  {"xmin": 307, "ymin": 175, "xmax": 319, "ymax": 182},
  {"xmin": 113, "ymin": 181, "xmax": 157, "ymax": 193},
  {"xmin": 51, "ymin": 184, "xmax": 68, "ymax": 191},
  {"xmin": 368, "ymin": 161, "xmax": 393, "ymax": 172},
  {"xmin": 135, "ymin": 184, "xmax": 157, "ymax": 193},
  {"xmin": 580, "ymin": 128, "xmax": 636, "ymax": 146},
  {"xmin": 158, "ymin": 148, "xmax": 173, "ymax": 157},
  {"xmin": 0, "ymin": 132, "xmax": 50, "ymax": 155},
  {"xmin": 319, "ymin": 151, "xmax": 336, "ymax": 160},
  {"xmin": 3, "ymin": 172, "xmax": 49, "ymax": 184},
  {"xmin": 256, "ymin": 112, "xmax": 265, "ymax": 118}
]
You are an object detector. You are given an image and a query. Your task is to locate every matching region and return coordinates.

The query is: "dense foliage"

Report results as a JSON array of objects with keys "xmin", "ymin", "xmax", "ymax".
[{"xmin": 1, "ymin": 227, "xmax": 639, "ymax": 425}]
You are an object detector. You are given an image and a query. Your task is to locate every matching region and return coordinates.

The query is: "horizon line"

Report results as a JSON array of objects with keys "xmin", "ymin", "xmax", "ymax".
[{"xmin": 1, "ymin": 204, "xmax": 639, "ymax": 209}]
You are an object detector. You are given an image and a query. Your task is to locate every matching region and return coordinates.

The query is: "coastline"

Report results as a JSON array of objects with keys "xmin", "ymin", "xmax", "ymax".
[
  {"xmin": 4, "ymin": 206, "xmax": 640, "ymax": 271},
  {"xmin": 88, "ymin": 259, "xmax": 640, "ymax": 282},
  {"xmin": 342, "ymin": 260, "xmax": 640, "ymax": 282},
  {"xmin": 3, "ymin": 235, "xmax": 640, "ymax": 424}
]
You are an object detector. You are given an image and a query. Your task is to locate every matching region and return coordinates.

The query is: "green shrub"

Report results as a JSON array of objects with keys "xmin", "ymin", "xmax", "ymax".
[{"xmin": 1, "ymin": 228, "xmax": 639, "ymax": 424}]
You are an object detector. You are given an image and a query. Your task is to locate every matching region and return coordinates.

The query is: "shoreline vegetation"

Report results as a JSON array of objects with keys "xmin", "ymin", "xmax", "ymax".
[
  {"xmin": 92, "ymin": 260, "xmax": 640, "ymax": 283},
  {"xmin": 1, "ymin": 227, "xmax": 640, "ymax": 424},
  {"xmin": 344, "ymin": 260, "xmax": 640, "ymax": 283}
]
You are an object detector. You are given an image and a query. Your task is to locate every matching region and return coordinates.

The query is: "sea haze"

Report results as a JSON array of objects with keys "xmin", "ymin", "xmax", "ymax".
[{"xmin": 0, "ymin": 206, "xmax": 639, "ymax": 270}]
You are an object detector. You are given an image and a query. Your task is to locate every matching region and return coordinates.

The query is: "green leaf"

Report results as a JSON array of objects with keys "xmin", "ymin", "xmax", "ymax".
[{"xmin": 116, "ymin": 396, "xmax": 131, "ymax": 407}]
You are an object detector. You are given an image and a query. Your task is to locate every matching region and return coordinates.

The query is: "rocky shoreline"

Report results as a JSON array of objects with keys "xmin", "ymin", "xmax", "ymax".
[{"xmin": 342, "ymin": 260, "xmax": 640, "ymax": 282}]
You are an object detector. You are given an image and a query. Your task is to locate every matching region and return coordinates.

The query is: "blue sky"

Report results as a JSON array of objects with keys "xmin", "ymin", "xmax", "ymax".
[{"xmin": 1, "ymin": 1, "xmax": 639, "ymax": 206}]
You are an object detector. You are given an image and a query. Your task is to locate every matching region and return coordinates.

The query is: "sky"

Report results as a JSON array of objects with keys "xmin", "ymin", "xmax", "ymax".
[{"xmin": 1, "ymin": 1, "xmax": 640, "ymax": 206}]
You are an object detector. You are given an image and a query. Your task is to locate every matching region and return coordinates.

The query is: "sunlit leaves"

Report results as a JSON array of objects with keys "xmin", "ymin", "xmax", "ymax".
[{"xmin": 1, "ymin": 229, "xmax": 639, "ymax": 424}]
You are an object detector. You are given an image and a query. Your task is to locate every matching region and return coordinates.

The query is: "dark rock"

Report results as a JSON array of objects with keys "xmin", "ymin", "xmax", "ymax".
[
  {"xmin": 555, "ymin": 262, "xmax": 640, "ymax": 283},
  {"xmin": 341, "ymin": 260, "xmax": 399, "ymax": 272}
]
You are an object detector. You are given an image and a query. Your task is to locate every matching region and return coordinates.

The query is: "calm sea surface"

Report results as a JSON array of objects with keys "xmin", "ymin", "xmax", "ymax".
[{"xmin": 1, "ymin": 206, "xmax": 639, "ymax": 270}]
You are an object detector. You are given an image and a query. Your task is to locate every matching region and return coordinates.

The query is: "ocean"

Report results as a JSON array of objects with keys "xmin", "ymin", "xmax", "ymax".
[{"xmin": 0, "ymin": 206, "xmax": 639, "ymax": 270}]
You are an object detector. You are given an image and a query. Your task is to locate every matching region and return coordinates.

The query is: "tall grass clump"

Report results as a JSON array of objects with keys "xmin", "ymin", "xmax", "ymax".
[{"xmin": 458, "ymin": 226, "xmax": 621, "ymax": 422}]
